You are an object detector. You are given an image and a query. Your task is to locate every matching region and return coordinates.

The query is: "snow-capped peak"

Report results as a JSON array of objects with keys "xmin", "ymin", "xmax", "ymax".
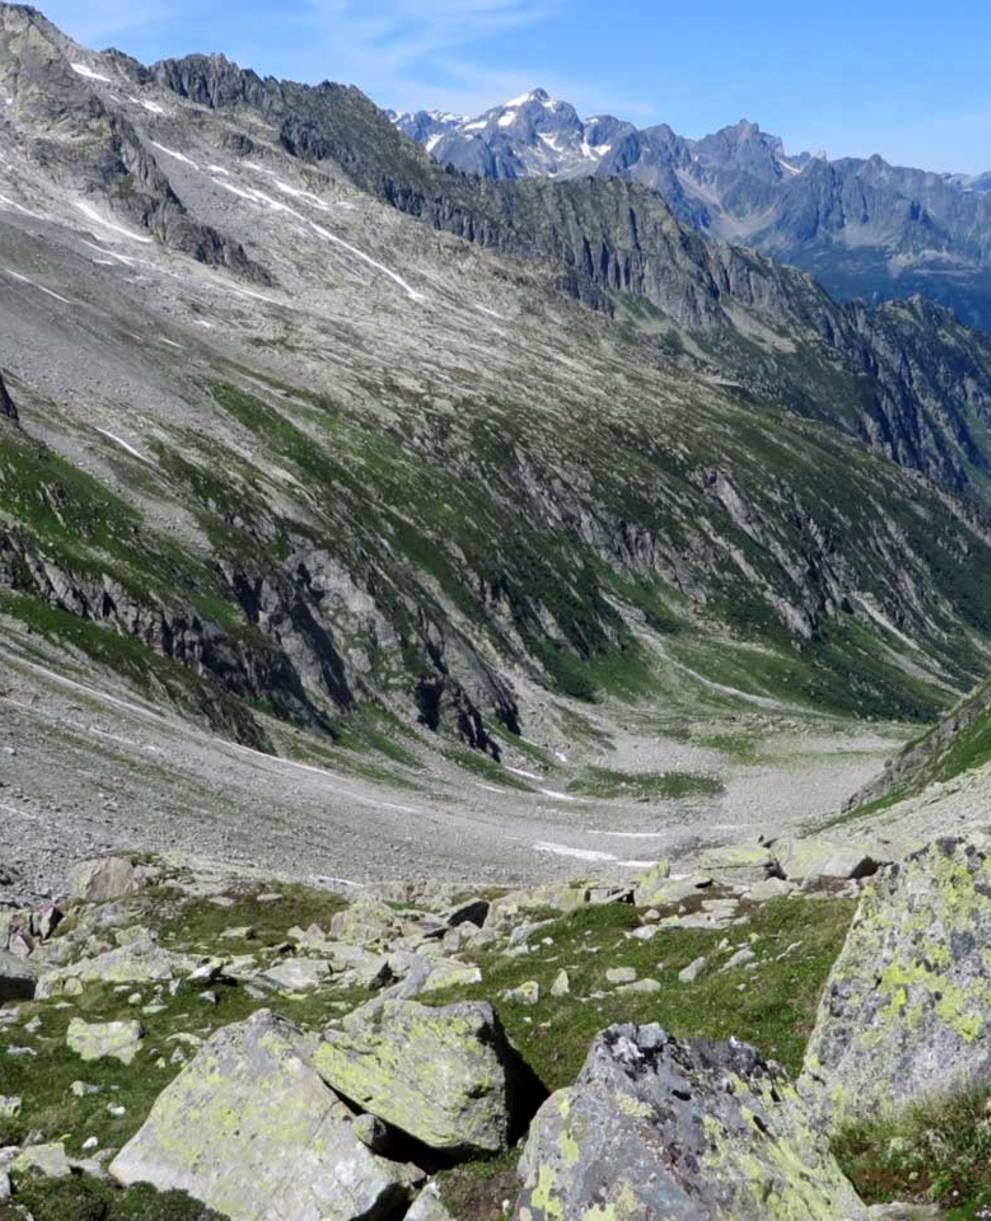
[{"xmin": 504, "ymin": 88, "xmax": 552, "ymax": 109}]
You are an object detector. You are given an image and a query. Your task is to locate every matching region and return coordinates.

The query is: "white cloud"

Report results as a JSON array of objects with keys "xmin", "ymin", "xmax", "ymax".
[
  {"xmin": 42, "ymin": 0, "xmax": 175, "ymax": 45},
  {"xmin": 39, "ymin": 0, "xmax": 654, "ymax": 129}
]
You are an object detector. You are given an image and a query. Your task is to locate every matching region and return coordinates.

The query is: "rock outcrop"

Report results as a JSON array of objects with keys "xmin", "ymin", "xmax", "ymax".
[
  {"xmin": 801, "ymin": 837, "xmax": 991, "ymax": 1130},
  {"xmin": 0, "ymin": 948, "xmax": 36, "ymax": 1002},
  {"xmin": 516, "ymin": 1023, "xmax": 866, "ymax": 1220},
  {"xmin": 0, "ymin": 373, "xmax": 17, "ymax": 423},
  {"xmin": 110, "ymin": 1009, "xmax": 422, "ymax": 1220},
  {"xmin": 68, "ymin": 855, "xmax": 144, "ymax": 903}
]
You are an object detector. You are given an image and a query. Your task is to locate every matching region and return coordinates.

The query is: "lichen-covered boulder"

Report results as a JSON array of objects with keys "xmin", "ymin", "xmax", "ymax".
[
  {"xmin": 0, "ymin": 948, "xmax": 36, "ymax": 1001},
  {"xmin": 110, "ymin": 1009, "xmax": 420, "ymax": 1221},
  {"xmin": 67, "ymin": 1018, "xmax": 143, "ymax": 1065},
  {"xmin": 329, "ymin": 896, "xmax": 398, "ymax": 945},
  {"xmin": 515, "ymin": 1024, "xmax": 866, "ymax": 1220},
  {"xmin": 801, "ymin": 837, "xmax": 991, "ymax": 1130},
  {"xmin": 313, "ymin": 999, "xmax": 538, "ymax": 1157},
  {"xmin": 769, "ymin": 836, "xmax": 885, "ymax": 883},
  {"xmin": 36, "ymin": 942, "xmax": 193, "ymax": 999},
  {"xmin": 258, "ymin": 956, "xmax": 330, "ymax": 993},
  {"xmin": 633, "ymin": 864, "xmax": 712, "ymax": 908}
]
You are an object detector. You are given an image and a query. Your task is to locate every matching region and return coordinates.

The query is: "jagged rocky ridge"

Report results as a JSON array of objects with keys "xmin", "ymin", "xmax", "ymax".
[
  {"xmin": 396, "ymin": 90, "xmax": 991, "ymax": 331},
  {"xmin": 148, "ymin": 50, "xmax": 991, "ymax": 499}
]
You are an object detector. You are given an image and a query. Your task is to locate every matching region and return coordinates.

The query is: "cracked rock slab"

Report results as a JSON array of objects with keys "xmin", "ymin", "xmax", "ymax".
[
  {"xmin": 314, "ymin": 999, "xmax": 537, "ymax": 1157},
  {"xmin": 516, "ymin": 1023, "xmax": 865, "ymax": 1220},
  {"xmin": 801, "ymin": 836, "xmax": 991, "ymax": 1131}
]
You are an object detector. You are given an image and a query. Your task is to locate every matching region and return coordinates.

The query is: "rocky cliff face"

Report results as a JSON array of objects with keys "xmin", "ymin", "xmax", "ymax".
[{"xmin": 400, "ymin": 89, "xmax": 991, "ymax": 331}]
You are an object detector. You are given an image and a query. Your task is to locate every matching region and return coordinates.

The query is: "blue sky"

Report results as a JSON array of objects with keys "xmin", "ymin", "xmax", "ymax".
[{"xmin": 43, "ymin": 0, "xmax": 991, "ymax": 173}]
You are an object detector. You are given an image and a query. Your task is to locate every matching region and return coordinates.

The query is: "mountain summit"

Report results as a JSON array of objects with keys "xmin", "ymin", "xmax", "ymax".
[{"xmin": 394, "ymin": 89, "xmax": 991, "ymax": 329}]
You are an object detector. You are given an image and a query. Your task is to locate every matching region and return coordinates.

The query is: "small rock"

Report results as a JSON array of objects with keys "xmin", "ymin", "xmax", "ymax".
[
  {"xmin": 502, "ymin": 980, "xmax": 540, "ymax": 1006},
  {"xmin": 351, "ymin": 1112, "xmax": 390, "ymax": 1154},
  {"xmin": 258, "ymin": 957, "xmax": 330, "ymax": 993},
  {"xmin": 678, "ymin": 956, "xmax": 706, "ymax": 984},
  {"xmin": 550, "ymin": 970, "xmax": 570, "ymax": 997},
  {"xmin": 219, "ymin": 926, "xmax": 255, "ymax": 941},
  {"xmin": 67, "ymin": 1017, "xmax": 143, "ymax": 1065},
  {"xmin": 605, "ymin": 966, "xmax": 637, "ymax": 986},
  {"xmin": 407, "ymin": 1181, "xmax": 456, "ymax": 1220},
  {"xmin": 70, "ymin": 1081, "xmax": 102, "ymax": 1097},
  {"xmin": 0, "ymin": 1095, "xmax": 21, "ymax": 1118},
  {"xmin": 69, "ymin": 856, "xmax": 141, "ymax": 903},
  {"xmin": 722, "ymin": 947, "xmax": 757, "ymax": 971},
  {"xmin": 747, "ymin": 878, "xmax": 795, "ymax": 901},
  {"xmin": 617, "ymin": 978, "xmax": 661, "ymax": 994},
  {"xmin": 629, "ymin": 925, "xmax": 661, "ymax": 942}
]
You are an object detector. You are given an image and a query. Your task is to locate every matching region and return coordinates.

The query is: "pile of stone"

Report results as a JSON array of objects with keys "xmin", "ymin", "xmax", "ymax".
[{"xmin": 5, "ymin": 836, "xmax": 990, "ymax": 1218}]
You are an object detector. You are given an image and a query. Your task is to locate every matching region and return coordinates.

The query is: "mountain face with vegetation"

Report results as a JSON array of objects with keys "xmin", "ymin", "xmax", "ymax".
[
  {"xmin": 397, "ymin": 92, "xmax": 991, "ymax": 332},
  {"xmin": 3, "ymin": 2, "xmax": 991, "ymax": 774}
]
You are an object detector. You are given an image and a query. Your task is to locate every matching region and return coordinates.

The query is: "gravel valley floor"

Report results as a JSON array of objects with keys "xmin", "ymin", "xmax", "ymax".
[{"xmin": 0, "ymin": 628, "xmax": 906, "ymax": 902}]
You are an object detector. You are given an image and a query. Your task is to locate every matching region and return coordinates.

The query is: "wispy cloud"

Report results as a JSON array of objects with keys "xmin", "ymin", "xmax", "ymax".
[
  {"xmin": 43, "ymin": 0, "xmax": 175, "ymax": 45},
  {"xmin": 41, "ymin": 0, "xmax": 654, "ymax": 124}
]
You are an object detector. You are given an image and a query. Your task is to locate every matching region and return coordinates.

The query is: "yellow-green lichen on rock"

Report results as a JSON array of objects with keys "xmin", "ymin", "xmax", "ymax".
[
  {"xmin": 110, "ymin": 1009, "xmax": 421, "ymax": 1221},
  {"xmin": 66, "ymin": 1017, "xmax": 143, "ymax": 1065},
  {"xmin": 800, "ymin": 836, "xmax": 991, "ymax": 1132},
  {"xmin": 313, "ymin": 998, "xmax": 540, "ymax": 1157},
  {"xmin": 515, "ymin": 1023, "xmax": 866, "ymax": 1219}
]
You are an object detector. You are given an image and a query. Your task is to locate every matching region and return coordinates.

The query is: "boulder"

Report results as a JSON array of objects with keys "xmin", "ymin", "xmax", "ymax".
[
  {"xmin": 67, "ymin": 1018, "xmax": 143, "ymax": 1065},
  {"xmin": 516, "ymin": 1024, "xmax": 866, "ymax": 1220},
  {"xmin": 69, "ymin": 855, "xmax": 142, "ymax": 903},
  {"xmin": 747, "ymin": 877, "xmax": 795, "ymax": 901},
  {"xmin": 0, "ymin": 948, "xmax": 36, "ymax": 1002},
  {"xmin": 407, "ymin": 1182, "xmax": 455, "ymax": 1220},
  {"xmin": 257, "ymin": 956, "xmax": 330, "ymax": 993},
  {"xmin": 36, "ymin": 942, "xmax": 192, "ymax": 999},
  {"xmin": 313, "ymin": 999, "xmax": 538, "ymax": 1157},
  {"xmin": 801, "ymin": 837, "xmax": 991, "ymax": 1130},
  {"xmin": 769, "ymin": 837, "xmax": 885, "ymax": 883},
  {"xmin": 329, "ymin": 897, "xmax": 398, "ymax": 945},
  {"xmin": 632, "ymin": 858, "xmax": 670, "ymax": 904},
  {"xmin": 111, "ymin": 1010, "xmax": 420, "ymax": 1221},
  {"xmin": 634, "ymin": 868, "xmax": 713, "ymax": 908},
  {"xmin": 12, "ymin": 1142, "xmax": 72, "ymax": 1179}
]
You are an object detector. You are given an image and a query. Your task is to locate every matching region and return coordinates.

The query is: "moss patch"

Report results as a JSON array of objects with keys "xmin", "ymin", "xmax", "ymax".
[{"xmin": 566, "ymin": 767, "xmax": 724, "ymax": 801}]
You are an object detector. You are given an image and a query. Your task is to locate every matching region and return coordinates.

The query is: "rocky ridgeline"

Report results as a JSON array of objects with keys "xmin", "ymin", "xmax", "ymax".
[{"xmin": 0, "ymin": 837, "xmax": 982, "ymax": 1217}]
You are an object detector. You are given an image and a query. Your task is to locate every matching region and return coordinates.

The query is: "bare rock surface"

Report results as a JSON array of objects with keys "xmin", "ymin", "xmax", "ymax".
[
  {"xmin": 111, "ymin": 1009, "xmax": 422, "ymax": 1221},
  {"xmin": 516, "ymin": 1023, "xmax": 866, "ymax": 1220},
  {"xmin": 801, "ymin": 836, "xmax": 991, "ymax": 1130}
]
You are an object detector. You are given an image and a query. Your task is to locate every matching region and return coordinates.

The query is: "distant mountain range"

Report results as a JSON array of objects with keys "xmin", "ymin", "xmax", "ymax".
[{"xmin": 390, "ymin": 90, "xmax": 991, "ymax": 330}]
